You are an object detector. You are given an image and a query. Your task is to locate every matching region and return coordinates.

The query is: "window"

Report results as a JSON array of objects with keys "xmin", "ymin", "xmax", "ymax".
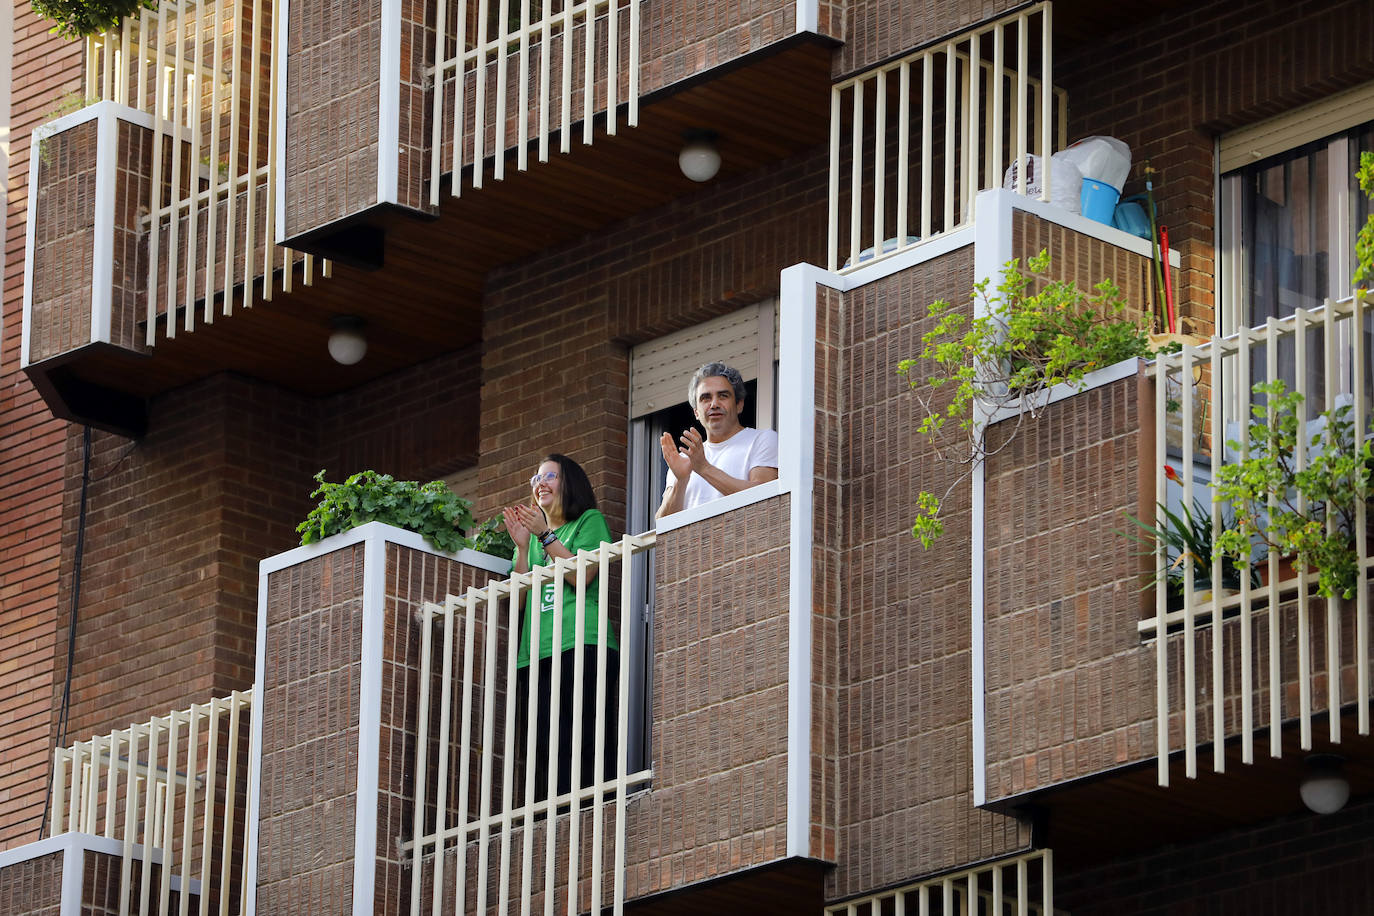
[
  {"xmin": 621, "ymin": 302, "xmax": 779, "ymax": 769},
  {"xmin": 1219, "ymin": 83, "xmax": 1374, "ymax": 398}
]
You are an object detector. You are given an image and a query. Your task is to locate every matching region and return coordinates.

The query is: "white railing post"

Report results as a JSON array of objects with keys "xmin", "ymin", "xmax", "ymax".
[
  {"xmin": 827, "ymin": 4, "xmax": 1057, "ymax": 272},
  {"xmin": 1148, "ymin": 295, "xmax": 1374, "ymax": 785},
  {"xmin": 407, "ymin": 534, "xmax": 656, "ymax": 916},
  {"xmin": 430, "ymin": 0, "xmax": 638, "ymax": 196},
  {"xmin": 48, "ymin": 692, "xmax": 251, "ymax": 915}
]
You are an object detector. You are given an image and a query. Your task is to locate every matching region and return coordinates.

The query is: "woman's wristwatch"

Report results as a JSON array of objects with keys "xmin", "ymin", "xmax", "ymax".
[{"xmin": 538, "ymin": 529, "xmax": 558, "ymax": 548}]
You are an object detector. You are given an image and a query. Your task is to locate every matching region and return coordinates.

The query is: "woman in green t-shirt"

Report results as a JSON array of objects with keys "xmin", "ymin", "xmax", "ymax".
[{"xmin": 503, "ymin": 453, "xmax": 618, "ymax": 802}]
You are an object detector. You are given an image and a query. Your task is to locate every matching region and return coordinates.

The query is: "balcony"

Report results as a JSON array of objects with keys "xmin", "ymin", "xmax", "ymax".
[
  {"xmin": 970, "ymin": 272, "xmax": 1374, "ymax": 866},
  {"xmin": 22, "ymin": 0, "xmax": 838, "ymax": 436},
  {"xmin": 0, "ymin": 506, "xmax": 817, "ymax": 915}
]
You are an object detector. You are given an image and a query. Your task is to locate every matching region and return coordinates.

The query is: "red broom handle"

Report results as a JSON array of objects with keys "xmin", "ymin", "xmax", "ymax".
[{"xmin": 1160, "ymin": 225, "xmax": 1177, "ymax": 335}]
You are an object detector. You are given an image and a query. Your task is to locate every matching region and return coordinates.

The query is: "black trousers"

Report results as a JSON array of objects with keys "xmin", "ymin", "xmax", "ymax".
[{"xmin": 517, "ymin": 647, "xmax": 620, "ymax": 802}]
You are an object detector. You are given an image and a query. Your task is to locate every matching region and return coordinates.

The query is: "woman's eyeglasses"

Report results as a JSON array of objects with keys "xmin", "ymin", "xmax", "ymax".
[{"xmin": 530, "ymin": 471, "xmax": 559, "ymax": 488}]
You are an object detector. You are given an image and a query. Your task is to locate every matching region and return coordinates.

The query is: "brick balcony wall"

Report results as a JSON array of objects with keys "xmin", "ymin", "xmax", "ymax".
[
  {"xmin": 26, "ymin": 120, "xmax": 97, "ymax": 363},
  {"xmin": 283, "ymin": 0, "xmax": 381, "ymax": 238},
  {"xmin": 1011, "ymin": 211, "xmax": 1160, "ymax": 329},
  {"xmin": 255, "ymin": 539, "xmax": 501, "ymax": 915},
  {"xmin": 639, "ymin": 0, "xmax": 841, "ymax": 94},
  {"xmin": 0, "ymin": 851, "xmax": 62, "ymax": 916},
  {"xmin": 625, "ymin": 494, "xmax": 793, "ymax": 895},
  {"xmin": 981, "ymin": 371, "xmax": 1156, "ymax": 802},
  {"xmin": 835, "ymin": 0, "xmax": 1021, "ymax": 78},
  {"xmin": 824, "ymin": 247, "xmax": 1030, "ymax": 901}
]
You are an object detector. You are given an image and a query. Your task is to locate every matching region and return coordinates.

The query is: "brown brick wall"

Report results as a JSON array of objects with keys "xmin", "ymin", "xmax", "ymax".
[
  {"xmin": 811, "ymin": 285, "xmax": 842, "ymax": 866},
  {"xmin": 375, "ymin": 545, "xmax": 502, "ymax": 913},
  {"xmin": 477, "ymin": 143, "xmax": 828, "ymax": 527},
  {"xmin": 639, "ymin": 0, "xmax": 804, "ymax": 95},
  {"xmin": 283, "ymin": 0, "xmax": 382, "ymax": 238},
  {"xmin": 317, "ymin": 342, "xmax": 484, "ymax": 484},
  {"xmin": 827, "ymin": 248, "xmax": 1030, "ymax": 900},
  {"xmin": 627, "ymin": 495, "xmax": 792, "ymax": 896},
  {"xmin": 27, "ymin": 119, "xmax": 97, "ymax": 363},
  {"xmin": 50, "ymin": 341, "xmax": 484, "ymax": 760},
  {"xmin": 0, "ymin": 850, "xmax": 63, "ymax": 916},
  {"xmin": 981, "ymin": 372, "xmax": 1156, "ymax": 801},
  {"xmin": 1056, "ymin": 0, "xmax": 1374, "ymax": 342},
  {"xmin": 1012, "ymin": 210, "xmax": 1159, "ymax": 332},
  {"xmin": 836, "ymin": 0, "xmax": 1022, "ymax": 78},
  {"xmin": 111, "ymin": 120, "xmax": 152, "ymax": 353},
  {"xmin": 256, "ymin": 544, "xmax": 365, "ymax": 913},
  {"xmin": 51, "ymin": 375, "xmax": 316, "ymax": 752},
  {"xmin": 1057, "ymin": 796, "xmax": 1374, "ymax": 915},
  {"xmin": 0, "ymin": 0, "xmax": 86, "ymax": 851}
]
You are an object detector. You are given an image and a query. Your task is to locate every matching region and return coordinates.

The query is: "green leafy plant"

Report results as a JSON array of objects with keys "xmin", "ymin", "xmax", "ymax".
[
  {"xmin": 1356, "ymin": 151, "xmax": 1374, "ymax": 290},
  {"xmin": 31, "ymin": 0, "xmax": 157, "ymax": 40},
  {"xmin": 472, "ymin": 514, "xmax": 516, "ymax": 561},
  {"xmin": 1122, "ymin": 488, "xmax": 1257, "ymax": 606},
  {"xmin": 297, "ymin": 470, "xmax": 477, "ymax": 554},
  {"xmin": 899, "ymin": 250, "xmax": 1151, "ymax": 547},
  {"xmin": 1214, "ymin": 381, "xmax": 1373, "ymax": 600}
]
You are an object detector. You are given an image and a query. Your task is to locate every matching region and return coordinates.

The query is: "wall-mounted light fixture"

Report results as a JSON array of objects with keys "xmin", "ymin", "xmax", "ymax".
[
  {"xmin": 678, "ymin": 129, "xmax": 721, "ymax": 182},
  {"xmin": 328, "ymin": 315, "xmax": 368, "ymax": 366},
  {"xmin": 1300, "ymin": 754, "xmax": 1350, "ymax": 814}
]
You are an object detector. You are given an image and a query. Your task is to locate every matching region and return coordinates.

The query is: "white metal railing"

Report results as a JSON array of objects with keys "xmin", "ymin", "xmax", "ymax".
[
  {"xmin": 426, "ymin": 0, "xmax": 639, "ymax": 204},
  {"xmin": 828, "ymin": 2, "xmax": 1066, "ymax": 272},
  {"xmin": 407, "ymin": 533, "xmax": 654, "ymax": 916},
  {"xmin": 1143, "ymin": 293, "xmax": 1373, "ymax": 785},
  {"xmin": 50, "ymin": 689, "xmax": 254, "ymax": 916},
  {"xmin": 824, "ymin": 850, "xmax": 1054, "ymax": 916},
  {"xmin": 85, "ymin": 1, "xmax": 326, "ymax": 346}
]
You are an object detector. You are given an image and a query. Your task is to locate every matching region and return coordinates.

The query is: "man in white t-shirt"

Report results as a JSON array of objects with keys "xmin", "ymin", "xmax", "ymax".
[{"xmin": 656, "ymin": 362, "xmax": 779, "ymax": 518}]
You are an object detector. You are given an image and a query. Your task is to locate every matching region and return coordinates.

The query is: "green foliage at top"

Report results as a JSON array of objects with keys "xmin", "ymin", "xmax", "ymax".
[
  {"xmin": 1214, "ymin": 382, "xmax": 1373, "ymax": 600},
  {"xmin": 31, "ymin": 0, "xmax": 156, "ymax": 40},
  {"xmin": 297, "ymin": 470, "xmax": 477, "ymax": 555},
  {"xmin": 899, "ymin": 250, "xmax": 1151, "ymax": 547},
  {"xmin": 1356, "ymin": 151, "xmax": 1374, "ymax": 290}
]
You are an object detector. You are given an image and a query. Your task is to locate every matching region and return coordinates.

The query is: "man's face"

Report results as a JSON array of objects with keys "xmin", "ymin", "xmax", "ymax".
[{"xmin": 693, "ymin": 375, "xmax": 744, "ymax": 442}]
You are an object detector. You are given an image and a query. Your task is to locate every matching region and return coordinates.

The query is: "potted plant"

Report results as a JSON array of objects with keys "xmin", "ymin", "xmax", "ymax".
[
  {"xmin": 1213, "ymin": 382, "xmax": 1373, "ymax": 600},
  {"xmin": 297, "ymin": 469, "xmax": 478, "ymax": 554},
  {"xmin": 900, "ymin": 249, "xmax": 1152, "ymax": 546},
  {"xmin": 1124, "ymin": 484, "xmax": 1257, "ymax": 610}
]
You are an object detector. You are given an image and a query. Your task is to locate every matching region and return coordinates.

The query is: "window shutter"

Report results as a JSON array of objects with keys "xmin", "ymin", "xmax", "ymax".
[
  {"xmin": 1219, "ymin": 81, "xmax": 1374, "ymax": 174},
  {"xmin": 629, "ymin": 301, "xmax": 778, "ymax": 419}
]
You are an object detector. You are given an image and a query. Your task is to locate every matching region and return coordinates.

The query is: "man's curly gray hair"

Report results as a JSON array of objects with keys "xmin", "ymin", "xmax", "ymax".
[{"xmin": 688, "ymin": 362, "xmax": 747, "ymax": 406}]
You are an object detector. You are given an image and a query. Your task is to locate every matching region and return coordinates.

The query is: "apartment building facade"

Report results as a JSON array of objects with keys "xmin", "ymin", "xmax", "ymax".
[{"xmin": 2, "ymin": 0, "xmax": 1374, "ymax": 912}]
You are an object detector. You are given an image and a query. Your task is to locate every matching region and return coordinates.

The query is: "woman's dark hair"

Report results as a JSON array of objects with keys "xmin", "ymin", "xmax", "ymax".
[{"xmin": 542, "ymin": 453, "xmax": 598, "ymax": 522}]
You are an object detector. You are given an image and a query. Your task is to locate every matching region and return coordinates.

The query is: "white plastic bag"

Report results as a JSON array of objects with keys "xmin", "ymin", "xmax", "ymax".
[
  {"xmin": 1056, "ymin": 136, "xmax": 1131, "ymax": 189},
  {"xmin": 1003, "ymin": 154, "xmax": 1083, "ymax": 213}
]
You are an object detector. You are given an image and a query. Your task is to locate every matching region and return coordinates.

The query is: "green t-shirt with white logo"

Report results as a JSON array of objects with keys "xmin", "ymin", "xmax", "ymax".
[{"xmin": 516, "ymin": 508, "xmax": 618, "ymax": 667}]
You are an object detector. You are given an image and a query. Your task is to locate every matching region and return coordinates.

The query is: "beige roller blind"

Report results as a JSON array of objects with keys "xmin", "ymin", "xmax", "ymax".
[
  {"xmin": 629, "ymin": 301, "xmax": 779, "ymax": 419},
  {"xmin": 1219, "ymin": 81, "xmax": 1374, "ymax": 174}
]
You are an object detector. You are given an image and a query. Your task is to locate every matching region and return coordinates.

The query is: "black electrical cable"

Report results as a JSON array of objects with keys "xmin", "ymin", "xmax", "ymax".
[{"xmin": 38, "ymin": 425, "xmax": 92, "ymax": 839}]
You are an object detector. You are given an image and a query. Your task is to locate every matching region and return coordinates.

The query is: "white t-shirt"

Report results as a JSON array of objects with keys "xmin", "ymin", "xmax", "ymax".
[{"xmin": 665, "ymin": 427, "xmax": 780, "ymax": 512}]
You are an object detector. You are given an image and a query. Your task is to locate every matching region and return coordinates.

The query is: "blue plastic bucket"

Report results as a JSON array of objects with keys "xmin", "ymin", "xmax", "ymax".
[{"xmin": 1081, "ymin": 179, "xmax": 1121, "ymax": 225}]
